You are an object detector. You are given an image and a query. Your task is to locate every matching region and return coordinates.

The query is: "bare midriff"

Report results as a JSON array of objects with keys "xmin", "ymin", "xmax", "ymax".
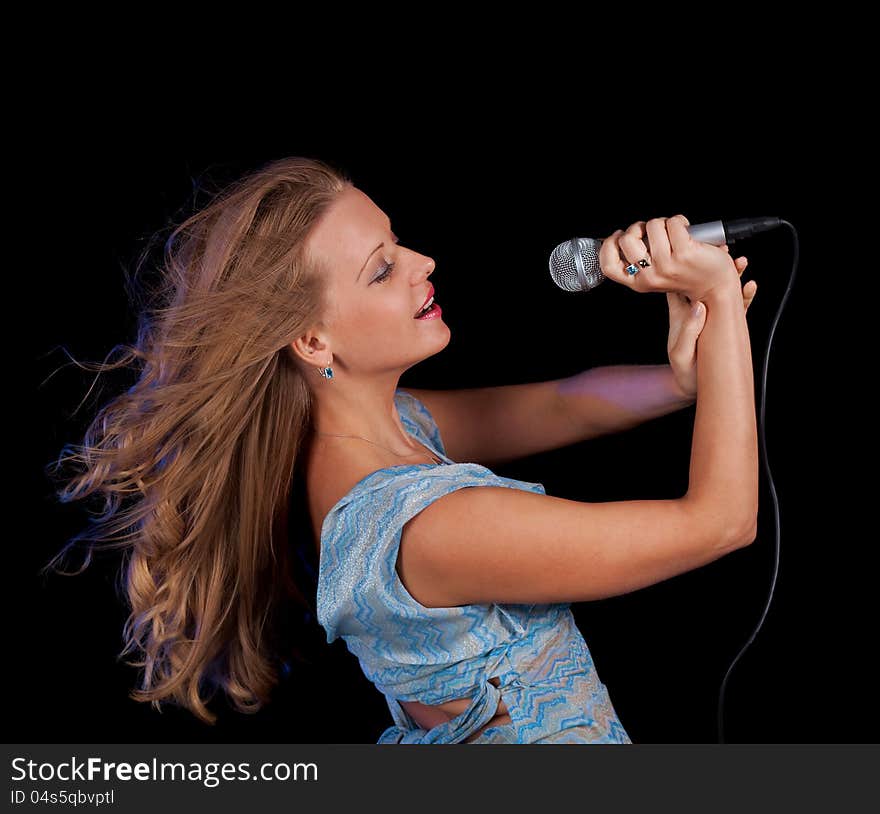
[{"xmin": 399, "ymin": 676, "xmax": 513, "ymax": 743}]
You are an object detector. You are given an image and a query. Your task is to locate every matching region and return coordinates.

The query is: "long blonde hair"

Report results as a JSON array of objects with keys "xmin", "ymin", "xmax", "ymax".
[{"xmin": 42, "ymin": 156, "xmax": 352, "ymax": 724}]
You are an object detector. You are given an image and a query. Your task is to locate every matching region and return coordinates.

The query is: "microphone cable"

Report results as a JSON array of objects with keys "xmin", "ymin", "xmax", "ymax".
[{"xmin": 716, "ymin": 219, "xmax": 799, "ymax": 743}]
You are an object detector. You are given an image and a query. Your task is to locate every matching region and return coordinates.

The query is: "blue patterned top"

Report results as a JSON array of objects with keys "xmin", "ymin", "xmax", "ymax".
[{"xmin": 316, "ymin": 388, "xmax": 632, "ymax": 744}]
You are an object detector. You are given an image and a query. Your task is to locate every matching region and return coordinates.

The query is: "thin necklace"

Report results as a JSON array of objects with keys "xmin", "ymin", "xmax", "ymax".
[{"xmin": 315, "ymin": 431, "xmax": 445, "ymax": 465}]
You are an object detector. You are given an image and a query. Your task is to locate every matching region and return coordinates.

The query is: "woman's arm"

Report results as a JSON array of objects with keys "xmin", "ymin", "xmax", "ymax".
[
  {"xmin": 555, "ymin": 363, "xmax": 695, "ymax": 440},
  {"xmin": 404, "ymin": 365, "xmax": 692, "ymax": 468},
  {"xmin": 684, "ymin": 281, "xmax": 759, "ymax": 538}
]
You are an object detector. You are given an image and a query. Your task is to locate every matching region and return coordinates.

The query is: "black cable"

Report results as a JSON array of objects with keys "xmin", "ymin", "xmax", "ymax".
[{"xmin": 717, "ymin": 219, "xmax": 799, "ymax": 743}]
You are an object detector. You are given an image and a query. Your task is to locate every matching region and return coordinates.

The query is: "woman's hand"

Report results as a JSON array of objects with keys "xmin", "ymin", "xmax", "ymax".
[
  {"xmin": 599, "ymin": 215, "xmax": 742, "ymax": 302},
  {"xmin": 667, "ymin": 249, "xmax": 757, "ymax": 400}
]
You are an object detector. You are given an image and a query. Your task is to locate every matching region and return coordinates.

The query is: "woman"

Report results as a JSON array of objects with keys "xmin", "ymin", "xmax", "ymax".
[{"xmin": 44, "ymin": 156, "xmax": 758, "ymax": 743}]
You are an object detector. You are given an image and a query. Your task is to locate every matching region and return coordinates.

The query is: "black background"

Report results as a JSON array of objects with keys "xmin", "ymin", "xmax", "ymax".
[{"xmin": 16, "ymin": 101, "xmax": 871, "ymax": 745}]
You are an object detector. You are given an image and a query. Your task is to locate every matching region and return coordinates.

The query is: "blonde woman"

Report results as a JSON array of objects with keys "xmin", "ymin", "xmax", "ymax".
[{"xmin": 44, "ymin": 156, "xmax": 758, "ymax": 743}]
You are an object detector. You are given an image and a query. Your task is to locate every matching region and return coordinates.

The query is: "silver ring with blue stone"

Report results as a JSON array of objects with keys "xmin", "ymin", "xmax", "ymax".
[{"xmin": 625, "ymin": 262, "xmax": 640, "ymax": 275}]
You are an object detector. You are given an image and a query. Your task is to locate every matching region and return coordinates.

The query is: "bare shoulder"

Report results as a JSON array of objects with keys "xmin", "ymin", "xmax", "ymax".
[{"xmin": 304, "ymin": 438, "xmax": 388, "ymax": 550}]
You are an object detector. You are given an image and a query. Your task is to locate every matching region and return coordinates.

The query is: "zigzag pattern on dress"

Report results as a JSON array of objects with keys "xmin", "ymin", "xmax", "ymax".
[{"xmin": 316, "ymin": 388, "xmax": 632, "ymax": 744}]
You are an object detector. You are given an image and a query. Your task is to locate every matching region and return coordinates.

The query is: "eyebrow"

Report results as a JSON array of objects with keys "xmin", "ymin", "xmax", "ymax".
[{"xmin": 356, "ymin": 220, "xmax": 396, "ymax": 282}]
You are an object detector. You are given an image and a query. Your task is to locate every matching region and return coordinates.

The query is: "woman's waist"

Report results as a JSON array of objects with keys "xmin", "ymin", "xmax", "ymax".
[
  {"xmin": 377, "ymin": 607, "xmax": 591, "ymax": 704},
  {"xmin": 397, "ymin": 674, "xmax": 511, "ymax": 732}
]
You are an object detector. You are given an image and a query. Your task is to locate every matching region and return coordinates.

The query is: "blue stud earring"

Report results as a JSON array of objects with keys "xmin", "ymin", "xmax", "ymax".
[{"xmin": 317, "ymin": 361, "xmax": 334, "ymax": 380}]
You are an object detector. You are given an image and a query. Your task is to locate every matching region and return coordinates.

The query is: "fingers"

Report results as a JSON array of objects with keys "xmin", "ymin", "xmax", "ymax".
[
  {"xmin": 598, "ymin": 214, "xmax": 697, "ymax": 292},
  {"xmin": 743, "ymin": 279, "xmax": 757, "ymax": 310},
  {"xmin": 599, "ymin": 217, "xmax": 673, "ymax": 292},
  {"xmin": 598, "ymin": 229, "xmax": 639, "ymax": 288},
  {"xmin": 666, "ymin": 214, "xmax": 692, "ymax": 255},
  {"xmin": 618, "ymin": 221, "xmax": 650, "ymax": 271},
  {"xmin": 643, "ymin": 217, "xmax": 671, "ymax": 271}
]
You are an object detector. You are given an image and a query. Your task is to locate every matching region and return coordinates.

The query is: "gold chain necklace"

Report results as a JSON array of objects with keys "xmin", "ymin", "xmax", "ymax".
[{"xmin": 315, "ymin": 431, "xmax": 444, "ymax": 465}]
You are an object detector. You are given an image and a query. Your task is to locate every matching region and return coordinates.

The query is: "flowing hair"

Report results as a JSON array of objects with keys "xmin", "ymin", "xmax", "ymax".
[{"xmin": 41, "ymin": 156, "xmax": 353, "ymax": 724}]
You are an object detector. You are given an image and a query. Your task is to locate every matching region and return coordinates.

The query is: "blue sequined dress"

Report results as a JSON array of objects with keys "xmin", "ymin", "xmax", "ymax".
[{"xmin": 316, "ymin": 388, "xmax": 632, "ymax": 744}]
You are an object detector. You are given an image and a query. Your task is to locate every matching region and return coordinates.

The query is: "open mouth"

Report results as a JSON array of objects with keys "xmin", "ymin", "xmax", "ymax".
[{"xmin": 414, "ymin": 295, "xmax": 436, "ymax": 318}]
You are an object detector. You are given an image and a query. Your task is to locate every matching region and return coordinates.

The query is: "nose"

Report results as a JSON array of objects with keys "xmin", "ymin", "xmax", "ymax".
[{"xmin": 414, "ymin": 255, "xmax": 435, "ymax": 283}]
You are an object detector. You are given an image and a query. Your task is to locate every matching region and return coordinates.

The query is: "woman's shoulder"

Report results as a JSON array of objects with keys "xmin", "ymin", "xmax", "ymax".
[
  {"xmin": 319, "ymin": 462, "xmax": 549, "ymax": 567},
  {"xmin": 315, "ymin": 460, "xmax": 547, "ymax": 643},
  {"xmin": 322, "ymin": 461, "xmax": 497, "ymax": 527}
]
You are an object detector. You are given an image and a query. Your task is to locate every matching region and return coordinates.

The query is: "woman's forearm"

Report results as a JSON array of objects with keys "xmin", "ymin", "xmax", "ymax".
[
  {"xmin": 685, "ymin": 284, "xmax": 759, "ymax": 540},
  {"xmin": 557, "ymin": 363, "xmax": 696, "ymax": 441}
]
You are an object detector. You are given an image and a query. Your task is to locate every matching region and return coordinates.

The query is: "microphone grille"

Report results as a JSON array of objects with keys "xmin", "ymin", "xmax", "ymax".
[{"xmin": 549, "ymin": 237, "xmax": 606, "ymax": 292}]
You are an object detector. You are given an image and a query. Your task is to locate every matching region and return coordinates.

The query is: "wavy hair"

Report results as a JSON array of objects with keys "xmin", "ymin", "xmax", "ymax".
[{"xmin": 41, "ymin": 156, "xmax": 353, "ymax": 724}]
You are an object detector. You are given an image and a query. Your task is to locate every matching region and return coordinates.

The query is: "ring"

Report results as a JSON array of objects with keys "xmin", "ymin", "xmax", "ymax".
[
  {"xmin": 637, "ymin": 256, "xmax": 651, "ymax": 268},
  {"xmin": 625, "ymin": 263, "xmax": 640, "ymax": 276}
]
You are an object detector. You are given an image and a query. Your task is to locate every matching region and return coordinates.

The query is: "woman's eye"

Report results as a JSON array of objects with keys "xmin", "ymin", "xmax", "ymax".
[{"xmin": 373, "ymin": 261, "xmax": 394, "ymax": 284}]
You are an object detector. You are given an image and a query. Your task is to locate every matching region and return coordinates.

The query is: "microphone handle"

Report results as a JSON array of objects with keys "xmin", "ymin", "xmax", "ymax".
[
  {"xmin": 649, "ymin": 217, "xmax": 782, "ymax": 249},
  {"xmin": 722, "ymin": 217, "xmax": 782, "ymax": 243},
  {"xmin": 686, "ymin": 220, "xmax": 727, "ymax": 246}
]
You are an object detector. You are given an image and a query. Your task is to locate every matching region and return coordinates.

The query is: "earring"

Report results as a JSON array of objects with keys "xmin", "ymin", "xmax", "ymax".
[{"xmin": 317, "ymin": 361, "xmax": 334, "ymax": 380}]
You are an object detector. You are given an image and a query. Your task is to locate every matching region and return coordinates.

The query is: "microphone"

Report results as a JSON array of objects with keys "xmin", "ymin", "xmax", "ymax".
[{"xmin": 549, "ymin": 216, "xmax": 782, "ymax": 293}]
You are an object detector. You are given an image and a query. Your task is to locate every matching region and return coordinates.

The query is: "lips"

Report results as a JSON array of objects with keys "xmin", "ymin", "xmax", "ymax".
[{"xmin": 414, "ymin": 283, "xmax": 435, "ymax": 317}]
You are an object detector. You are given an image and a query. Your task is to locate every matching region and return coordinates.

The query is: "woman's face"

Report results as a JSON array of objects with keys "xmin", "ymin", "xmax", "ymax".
[{"xmin": 302, "ymin": 185, "xmax": 449, "ymax": 378}]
